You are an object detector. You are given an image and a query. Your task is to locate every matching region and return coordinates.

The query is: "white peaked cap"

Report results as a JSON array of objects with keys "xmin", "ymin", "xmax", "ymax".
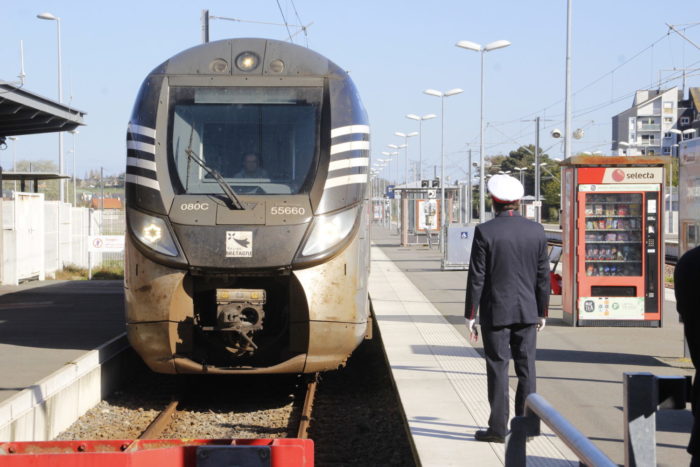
[{"xmin": 487, "ymin": 174, "xmax": 524, "ymax": 203}]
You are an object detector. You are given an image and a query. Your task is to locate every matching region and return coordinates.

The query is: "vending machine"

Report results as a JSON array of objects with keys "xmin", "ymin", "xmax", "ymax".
[{"xmin": 560, "ymin": 156, "xmax": 669, "ymax": 326}]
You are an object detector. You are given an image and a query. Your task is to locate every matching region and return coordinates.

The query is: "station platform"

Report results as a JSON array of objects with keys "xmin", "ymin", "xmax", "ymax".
[
  {"xmin": 0, "ymin": 280, "xmax": 125, "ymax": 403},
  {"xmin": 369, "ymin": 226, "xmax": 693, "ymax": 466}
]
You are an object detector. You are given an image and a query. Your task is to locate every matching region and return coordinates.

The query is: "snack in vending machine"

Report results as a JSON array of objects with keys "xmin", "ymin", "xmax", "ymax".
[
  {"xmin": 604, "ymin": 266, "xmax": 611, "ymax": 275},
  {"xmin": 610, "ymin": 266, "xmax": 617, "ymax": 275},
  {"xmin": 595, "ymin": 204, "xmax": 603, "ymax": 215},
  {"xmin": 598, "ymin": 265, "xmax": 605, "ymax": 275},
  {"xmin": 585, "ymin": 205, "xmax": 593, "ymax": 215},
  {"xmin": 587, "ymin": 265, "xmax": 595, "ymax": 276},
  {"xmin": 598, "ymin": 219, "xmax": 606, "ymax": 229}
]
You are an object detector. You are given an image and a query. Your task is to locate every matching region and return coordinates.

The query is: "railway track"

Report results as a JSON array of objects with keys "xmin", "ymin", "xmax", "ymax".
[
  {"xmin": 545, "ymin": 229, "xmax": 678, "ymax": 265},
  {"xmin": 127, "ymin": 373, "xmax": 320, "ymax": 442}
]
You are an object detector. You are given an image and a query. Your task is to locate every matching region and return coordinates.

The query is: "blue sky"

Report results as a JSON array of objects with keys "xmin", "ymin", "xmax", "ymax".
[{"xmin": 1, "ymin": 1, "xmax": 698, "ymax": 181}]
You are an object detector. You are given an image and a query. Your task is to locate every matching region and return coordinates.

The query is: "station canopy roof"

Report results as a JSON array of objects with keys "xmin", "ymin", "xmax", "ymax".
[
  {"xmin": 0, "ymin": 171, "xmax": 70, "ymax": 181},
  {"xmin": 0, "ymin": 82, "xmax": 86, "ymax": 137}
]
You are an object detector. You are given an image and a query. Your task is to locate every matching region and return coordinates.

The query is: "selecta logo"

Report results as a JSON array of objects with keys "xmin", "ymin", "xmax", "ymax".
[{"xmin": 612, "ymin": 169, "xmax": 625, "ymax": 182}]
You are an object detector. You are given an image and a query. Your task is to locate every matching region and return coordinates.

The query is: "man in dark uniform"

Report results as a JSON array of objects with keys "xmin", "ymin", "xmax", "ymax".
[
  {"xmin": 464, "ymin": 174, "xmax": 550, "ymax": 443},
  {"xmin": 674, "ymin": 246, "xmax": 700, "ymax": 464}
]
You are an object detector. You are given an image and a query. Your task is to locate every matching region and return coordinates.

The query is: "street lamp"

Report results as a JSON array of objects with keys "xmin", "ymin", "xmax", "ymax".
[
  {"xmin": 514, "ymin": 166, "xmax": 526, "ymax": 185},
  {"xmin": 406, "ymin": 113, "xmax": 436, "ymax": 182},
  {"xmin": 423, "ymin": 88, "xmax": 463, "ymax": 253},
  {"xmin": 384, "ymin": 147, "xmax": 401, "ymax": 185},
  {"xmin": 456, "ymin": 39, "xmax": 511, "ymax": 223},
  {"xmin": 394, "ymin": 132, "xmax": 417, "ymax": 187},
  {"xmin": 70, "ymin": 130, "xmax": 79, "ymax": 205},
  {"xmin": 37, "ymin": 11, "xmax": 65, "ymax": 202}
]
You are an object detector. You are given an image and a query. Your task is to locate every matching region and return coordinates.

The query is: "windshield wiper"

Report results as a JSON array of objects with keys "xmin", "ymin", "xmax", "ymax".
[{"xmin": 184, "ymin": 147, "xmax": 246, "ymax": 210}]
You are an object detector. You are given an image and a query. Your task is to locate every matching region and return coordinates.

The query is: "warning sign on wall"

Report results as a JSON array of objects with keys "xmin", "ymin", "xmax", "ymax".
[{"xmin": 88, "ymin": 235, "xmax": 125, "ymax": 253}]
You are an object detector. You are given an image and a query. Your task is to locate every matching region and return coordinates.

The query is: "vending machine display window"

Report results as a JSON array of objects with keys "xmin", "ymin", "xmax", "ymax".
[{"xmin": 583, "ymin": 193, "xmax": 643, "ymax": 277}]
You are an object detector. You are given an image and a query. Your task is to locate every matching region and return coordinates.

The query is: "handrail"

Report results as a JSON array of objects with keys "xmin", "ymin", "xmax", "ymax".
[{"xmin": 505, "ymin": 393, "xmax": 616, "ymax": 467}]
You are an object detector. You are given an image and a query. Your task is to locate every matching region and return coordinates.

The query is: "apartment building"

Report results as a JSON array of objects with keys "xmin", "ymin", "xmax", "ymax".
[{"xmin": 612, "ymin": 87, "xmax": 700, "ymax": 156}]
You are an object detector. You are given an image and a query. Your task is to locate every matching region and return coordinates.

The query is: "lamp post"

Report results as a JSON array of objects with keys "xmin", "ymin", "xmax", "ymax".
[
  {"xmin": 423, "ymin": 88, "xmax": 463, "ymax": 253},
  {"xmin": 456, "ymin": 39, "xmax": 511, "ymax": 223},
  {"xmin": 7, "ymin": 137, "xmax": 18, "ymax": 193},
  {"xmin": 394, "ymin": 132, "xmax": 417, "ymax": 187},
  {"xmin": 514, "ymin": 166, "xmax": 526, "ymax": 185},
  {"xmin": 406, "ymin": 113, "xmax": 436, "ymax": 182},
  {"xmin": 532, "ymin": 162, "xmax": 547, "ymax": 222},
  {"xmin": 37, "ymin": 12, "xmax": 65, "ymax": 202},
  {"xmin": 382, "ymin": 150, "xmax": 399, "ymax": 185},
  {"xmin": 69, "ymin": 130, "xmax": 79, "ymax": 205}
]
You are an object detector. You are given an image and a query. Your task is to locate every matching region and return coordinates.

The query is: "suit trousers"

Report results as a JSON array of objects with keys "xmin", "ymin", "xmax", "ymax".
[{"xmin": 482, "ymin": 323, "xmax": 537, "ymax": 437}]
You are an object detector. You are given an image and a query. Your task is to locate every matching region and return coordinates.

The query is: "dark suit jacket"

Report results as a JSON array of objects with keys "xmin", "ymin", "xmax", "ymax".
[
  {"xmin": 464, "ymin": 210, "xmax": 550, "ymax": 328},
  {"xmin": 674, "ymin": 246, "xmax": 700, "ymax": 454}
]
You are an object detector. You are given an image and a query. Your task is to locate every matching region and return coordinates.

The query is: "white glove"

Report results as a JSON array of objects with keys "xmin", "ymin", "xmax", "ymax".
[
  {"xmin": 537, "ymin": 318, "xmax": 546, "ymax": 332},
  {"xmin": 466, "ymin": 318, "xmax": 478, "ymax": 343}
]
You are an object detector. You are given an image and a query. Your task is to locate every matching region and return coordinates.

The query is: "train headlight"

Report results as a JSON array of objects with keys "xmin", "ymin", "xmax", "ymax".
[
  {"xmin": 128, "ymin": 209, "xmax": 179, "ymax": 257},
  {"xmin": 301, "ymin": 206, "xmax": 359, "ymax": 257},
  {"xmin": 235, "ymin": 52, "xmax": 260, "ymax": 72}
]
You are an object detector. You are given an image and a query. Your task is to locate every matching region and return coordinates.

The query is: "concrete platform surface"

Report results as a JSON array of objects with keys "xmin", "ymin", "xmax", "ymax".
[
  {"xmin": 370, "ymin": 245, "xmax": 577, "ymax": 466},
  {"xmin": 0, "ymin": 280, "xmax": 125, "ymax": 403},
  {"xmin": 371, "ymin": 225, "xmax": 693, "ymax": 467}
]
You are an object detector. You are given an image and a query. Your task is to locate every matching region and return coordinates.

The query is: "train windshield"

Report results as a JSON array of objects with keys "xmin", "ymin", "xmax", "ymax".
[{"xmin": 170, "ymin": 86, "xmax": 322, "ymax": 195}]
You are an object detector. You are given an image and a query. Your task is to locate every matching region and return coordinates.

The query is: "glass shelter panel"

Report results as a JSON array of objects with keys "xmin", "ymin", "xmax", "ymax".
[{"xmin": 584, "ymin": 193, "xmax": 643, "ymax": 276}]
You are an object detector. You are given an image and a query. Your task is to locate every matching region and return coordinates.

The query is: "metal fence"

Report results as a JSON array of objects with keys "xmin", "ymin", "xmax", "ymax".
[{"xmin": 0, "ymin": 194, "xmax": 125, "ymax": 284}]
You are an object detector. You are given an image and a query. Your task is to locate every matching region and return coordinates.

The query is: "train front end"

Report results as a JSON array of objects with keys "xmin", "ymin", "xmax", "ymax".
[{"xmin": 125, "ymin": 39, "xmax": 370, "ymax": 374}]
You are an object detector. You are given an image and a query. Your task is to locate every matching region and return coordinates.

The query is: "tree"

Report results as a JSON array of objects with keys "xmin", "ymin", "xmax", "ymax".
[{"xmin": 482, "ymin": 146, "xmax": 562, "ymax": 222}]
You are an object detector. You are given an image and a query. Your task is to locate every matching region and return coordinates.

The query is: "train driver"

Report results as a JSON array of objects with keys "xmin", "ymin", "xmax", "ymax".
[{"xmin": 234, "ymin": 153, "xmax": 269, "ymax": 179}]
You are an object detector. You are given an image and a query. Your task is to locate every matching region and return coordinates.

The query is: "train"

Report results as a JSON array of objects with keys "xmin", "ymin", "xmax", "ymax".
[{"xmin": 124, "ymin": 38, "xmax": 371, "ymax": 374}]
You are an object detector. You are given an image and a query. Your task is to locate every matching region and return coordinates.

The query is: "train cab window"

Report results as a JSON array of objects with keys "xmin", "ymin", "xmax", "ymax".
[{"xmin": 170, "ymin": 86, "xmax": 322, "ymax": 195}]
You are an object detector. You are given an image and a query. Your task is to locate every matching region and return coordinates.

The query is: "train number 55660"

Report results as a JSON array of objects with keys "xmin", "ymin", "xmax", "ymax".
[{"xmin": 270, "ymin": 206, "xmax": 305, "ymax": 215}]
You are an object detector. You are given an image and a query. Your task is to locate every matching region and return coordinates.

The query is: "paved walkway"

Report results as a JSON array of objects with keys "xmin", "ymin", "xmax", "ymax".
[
  {"xmin": 371, "ymin": 225, "xmax": 692, "ymax": 466},
  {"xmin": 371, "ymin": 246, "xmax": 577, "ymax": 466},
  {"xmin": 0, "ymin": 280, "xmax": 125, "ymax": 403}
]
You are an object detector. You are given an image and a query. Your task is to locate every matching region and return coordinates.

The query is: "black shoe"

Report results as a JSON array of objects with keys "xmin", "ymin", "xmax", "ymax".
[{"xmin": 474, "ymin": 429, "xmax": 505, "ymax": 443}]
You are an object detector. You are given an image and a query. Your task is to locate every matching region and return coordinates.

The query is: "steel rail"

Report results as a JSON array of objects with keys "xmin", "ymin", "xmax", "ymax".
[
  {"xmin": 544, "ymin": 229, "xmax": 678, "ymax": 265},
  {"xmin": 296, "ymin": 374, "xmax": 319, "ymax": 439},
  {"xmin": 138, "ymin": 398, "xmax": 180, "ymax": 440}
]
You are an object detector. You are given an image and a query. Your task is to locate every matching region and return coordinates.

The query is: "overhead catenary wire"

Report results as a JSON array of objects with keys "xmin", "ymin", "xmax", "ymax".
[
  {"xmin": 275, "ymin": 0, "xmax": 294, "ymax": 43},
  {"xmin": 289, "ymin": 0, "xmax": 309, "ymax": 47},
  {"xmin": 391, "ymin": 23, "xmax": 700, "ymax": 176}
]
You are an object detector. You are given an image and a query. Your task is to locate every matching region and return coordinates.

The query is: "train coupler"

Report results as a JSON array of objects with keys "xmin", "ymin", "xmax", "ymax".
[{"xmin": 201, "ymin": 289, "xmax": 267, "ymax": 356}]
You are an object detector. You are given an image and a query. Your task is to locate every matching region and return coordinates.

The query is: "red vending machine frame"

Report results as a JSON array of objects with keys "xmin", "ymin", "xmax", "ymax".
[{"xmin": 561, "ymin": 156, "xmax": 669, "ymax": 327}]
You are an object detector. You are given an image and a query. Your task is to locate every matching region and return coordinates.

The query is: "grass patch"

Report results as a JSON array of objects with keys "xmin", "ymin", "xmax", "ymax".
[
  {"xmin": 52, "ymin": 263, "xmax": 124, "ymax": 281},
  {"xmin": 54, "ymin": 264, "xmax": 88, "ymax": 280}
]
